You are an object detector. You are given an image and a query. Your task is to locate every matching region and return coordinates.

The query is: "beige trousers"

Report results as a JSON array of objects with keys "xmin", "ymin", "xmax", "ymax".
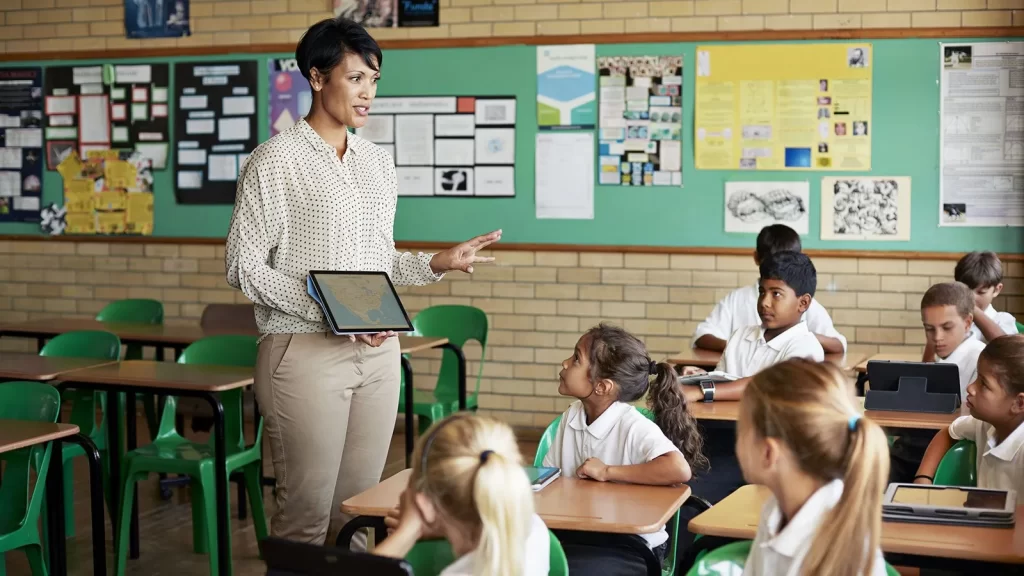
[{"xmin": 254, "ymin": 332, "xmax": 401, "ymax": 547}]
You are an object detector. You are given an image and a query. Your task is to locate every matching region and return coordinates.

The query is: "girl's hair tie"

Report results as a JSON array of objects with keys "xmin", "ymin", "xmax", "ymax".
[
  {"xmin": 479, "ymin": 450, "xmax": 494, "ymax": 464},
  {"xmin": 648, "ymin": 360, "xmax": 658, "ymax": 375},
  {"xmin": 848, "ymin": 415, "xmax": 861, "ymax": 431}
]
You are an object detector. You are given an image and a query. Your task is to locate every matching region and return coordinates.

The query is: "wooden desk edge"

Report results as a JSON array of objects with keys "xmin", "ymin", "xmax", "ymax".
[
  {"xmin": 0, "ymin": 423, "xmax": 80, "ymax": 453},
  {"xmin": 400, "ymin": 337, "xmax": 450, "ymax": 354}
]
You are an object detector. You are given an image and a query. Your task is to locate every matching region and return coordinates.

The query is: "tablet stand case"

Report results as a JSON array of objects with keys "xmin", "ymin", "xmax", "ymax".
[{"xmin": 865, "ymin": 376, "xmax": 961, "ymax": 414}]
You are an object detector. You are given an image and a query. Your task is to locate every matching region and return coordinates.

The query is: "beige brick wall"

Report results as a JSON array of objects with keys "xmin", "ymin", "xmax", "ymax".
[
  {"xmin": 0, "ymin": 0, "xmax": 1021, "ymax": 54},
  {"xmin": 1, "ymin": 239, "xmax": 1020, "ymax": 429}
]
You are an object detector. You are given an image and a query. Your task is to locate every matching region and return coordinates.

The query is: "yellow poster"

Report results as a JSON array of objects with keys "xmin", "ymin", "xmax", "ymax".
[
  {"xmin": 695, "ymin": 43, "xmax": 872, "ymax": 171},
  {"xmin": 56, "ymin": 149, "xmax": 154, "ymax": 236},
  {"xmin": 65, "ymin": 212, "xmax": 96, "ymax": 234},
  {"xmin": 125, "ymin": 192, "xmax": 154, "ymax": 235}
]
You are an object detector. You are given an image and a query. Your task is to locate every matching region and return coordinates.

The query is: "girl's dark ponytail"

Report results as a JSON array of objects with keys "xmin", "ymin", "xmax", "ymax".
[{"xmin": 647, "ymin": 362, "xmax": 708, "ymax": 471}]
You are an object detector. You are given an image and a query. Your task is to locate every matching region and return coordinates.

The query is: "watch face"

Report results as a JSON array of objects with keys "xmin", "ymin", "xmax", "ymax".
[{"xmin": 699, "ymin": 380, "xmax": 713, "ymax": 392}]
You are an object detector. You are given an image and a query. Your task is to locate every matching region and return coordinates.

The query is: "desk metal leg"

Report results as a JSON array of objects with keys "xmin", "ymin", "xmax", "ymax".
[
  {"xmin": 855, "ymin": 372, "xmax": 868, "ymax": 396},
  {"xmin": 401, "ymin": 356, "xmax": 414, "ymax": 467},
  {"xmin": 63, "ymin": 433, "xmax": 107, "ymax": 576},
  {"xmin": 127, "ymin": 392, "xmax": 140, "ymax": 559},
  {"xmin": 440, "ymin": 343, "xmax": 467, "ymax": 411},
  {"xmin": 45, "ymin": 441, "xmax": 68, "ymax": 576},
  {"xmin": 106, "ymin": 389, "xmax": 123, "ymax": 547},
  {"xmin": 203, "ymin": 392, "xmax": 231, "ymax": 576}
]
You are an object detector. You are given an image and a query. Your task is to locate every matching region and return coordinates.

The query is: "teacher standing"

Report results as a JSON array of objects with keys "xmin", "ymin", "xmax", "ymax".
[{"xmin": 225, "ymin": 17, "xmax": 500, "ymax": 546}]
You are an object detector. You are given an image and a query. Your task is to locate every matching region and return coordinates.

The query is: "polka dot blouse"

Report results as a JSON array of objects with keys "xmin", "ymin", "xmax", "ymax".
[{"xmin": 226, "ymin": 119, "xmax": 442, "ymax": 336}]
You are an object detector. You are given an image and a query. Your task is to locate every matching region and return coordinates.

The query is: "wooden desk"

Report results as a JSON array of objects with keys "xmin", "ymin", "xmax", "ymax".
[
  {"xmin": 668, "ymin": 349, "xmax": 865, "ymax": 371},
  {"xmin": 0, "ymin": 420, "xmax": 78, "ymax": 454},
  {"xmin": 56, "ymin": 360, "xmax": 254, "ymax": 576},
  {"xmin": 342, "ymin": 468, "xmax": 691, "ymax": 535},
  {"xmin": 686, "ymin": 397, "xmax": 959, "ymax": 431},
  {"xmin": 855, "ymin": 352, "xmax": 923, "ymax": 373},
  {"xmin": 689, "ymin": 485, "xmax": 1024, "ymax": 566},
  {"xmin": 0, "ymin": 352, "xmax": 115, "ymax": 381}
]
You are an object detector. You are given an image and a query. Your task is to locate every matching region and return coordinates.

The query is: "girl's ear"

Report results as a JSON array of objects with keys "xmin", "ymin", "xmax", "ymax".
[
  {"xmin": 1011, "ymin": 392, "xmax": 1024, "ymax": 415},
  {"xmin": 762, "ymin": 437, "xmax": 783, "ymax": 473},
  {"xmin": 413, "ymin": 492, "xmax": 438, "ymax": 526},
  {"xmin": 595, "ymin": 378, "xmax": 616, "ymax": 397}
]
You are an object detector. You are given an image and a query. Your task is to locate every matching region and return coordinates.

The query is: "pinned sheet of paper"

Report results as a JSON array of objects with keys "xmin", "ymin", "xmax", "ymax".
[
  {"xmin": 355, "ymin": 114, "xmax": 394, "ymax": 143},
  {"xmin": 434, "ymin": 114, "xmax": 475, "ymax": 137},
  {"xmin": 536, "ymin": 132, "xmax": 593, "ymax": 219},
  {"xmin": 222, "ymin": 96, "xmax": 255, "ymax": 116},
  {"xmin": 186, "ymin": 119, "xmax": 215, "ymax": 134},
  {"xmin": 218, "ymin": 117, "xmax": 250, "ymax": 141},
  {"xmin": 395, "ymin": 166, "xmax": 433, "ymax": 196},
  {"xmin": 177, "ymin": 171, "xmax": 203, "ymax": 189},
  {"xmin": 208, "ymin": 154, "xmax": 238, "ymax": 181},
  {"xmin": 78, "ymin": 95, "xmax": 110, "ymax": 144},
  {"xmin": 435, "ymin": 139, "xmax": 474, "ymax": 165},
  {"xmin": 475, "ymin": 166, "xmax": 515, "ymax": 197},
  {"xmin": 395, "ymin": 115, "xmax": 434, "ymax": 166},
  {"xmin": 475, "ymin": 128, "xmax": 515, "ymax": 164},
  {"xmin": 178, "ymin": 148, "xmax": 207, "ymax": 166}
]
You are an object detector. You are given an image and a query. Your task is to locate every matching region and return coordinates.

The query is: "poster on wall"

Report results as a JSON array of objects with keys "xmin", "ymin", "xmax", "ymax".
[
  {"xmin": 820, "ymin": 176, "xmax": 910, "ymax": 241},
  {"xmin": 939, "ymin": 42, "xmax": 1024, "ymax": 227},
  {"xmin": 268, "ymin": 58, "xmax": 312, "ymax": 138},
  {"xmin": 333, "ymin": 0, "xmax": 439, "ymax": 27},
  {"xmin": 724, "ymin": 181, "xmax": 809, "ymax": 235},
  {"xmin": 124, "ymin": 0, "xmax": 190, "ymax": 38},
  {"xmin": 55, "ymin": 149, "xmax": 154, "ymax": 235},
  {"xmin": 597, "ymin": 55, "xmax": 683, "ymax": 187},
  {"xmin": 0, "ymin": 67, "xmax": 44, "ymax": 223},
  {"xmin": 695, "ymin": 43, "xmax": 872, "ymax": 171},
  {"xmin": 537, "ymin": 45, "xmax": 596, "ymax": 129},
  {"xmin": 43, "ymin": 64, "xmax": 171, "ymax": 171},
  {"xmin": 355, "ymin": 96, "xmax": 516, "ymax": 197},
  {"xmin": 173, "ymin": 60, "xmax": 259, "ymax": 205}
]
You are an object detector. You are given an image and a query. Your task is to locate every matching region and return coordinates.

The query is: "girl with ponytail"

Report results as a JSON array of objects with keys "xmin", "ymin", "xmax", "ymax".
[
  {"xmin": 737, "ymin": 358, "xmax": 889, "ymax": 576},
  {"xmin": 542, "ymin": 323, "xmax": 706, "ymax": 563},
  {"xmin": 375, "ymin": 414, "xmax": 550, "ymax": 575}
]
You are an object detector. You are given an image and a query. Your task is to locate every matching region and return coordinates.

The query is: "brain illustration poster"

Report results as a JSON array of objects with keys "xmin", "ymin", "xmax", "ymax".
[
  {"xmin": 821, "ymin": 177, "xmax": 910, "ymax": 241},
  {"xmin": 724, "ymin": 181, "xmax": 809, "ymax": 235}
]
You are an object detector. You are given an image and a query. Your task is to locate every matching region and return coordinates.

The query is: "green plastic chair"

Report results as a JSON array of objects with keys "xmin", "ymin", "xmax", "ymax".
[
  {"xmin": 404, "ymin": 529, "xmax": 568, "ymax": 576},
  {"xmin": 0, "ymin": 381, "xmax": 62, "ymax": 576},
  {"xmin": 684, "ymin": 540, "xmax": 900, "ymax": 576},
  {"xmin": 535, "ymin": 408, "xmax": 682, "ymax": 576},
  {"xmin": 113, "ymin": 335, "xmax": 266, "ymax": 576},
  {"xmin": 39, "ymin": 330, "xmax": 121, "ymax": 537},
  {"xmin": 934, "ymin": 439, "xmax": 977, "ymax": 487},
  {"xmin": 96, "ymin": 299, "xmax": 163, "ymax": 440},
  {"xmin": 1016, "ymin": 321, "xmax": 1023, "ymax": 334},
  {"xmin": 399, "ymin": 305, "xmax": 488, "ymax": 434}
]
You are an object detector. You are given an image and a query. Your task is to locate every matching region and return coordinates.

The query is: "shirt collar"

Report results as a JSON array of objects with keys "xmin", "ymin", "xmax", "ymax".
[
  {"xmin": 746, "ymin": 321, "xmax": 810, "ymax": 351},
  {"xmin": 762, "ymin": 479, "xmax": 844, "ymax": 558},
  {"xmin": 295, "ymin": 118, "xmax": 364, "ymax": 158},
  {"xmin": 567, "ymin": 401, "xmax": 632, "ymax": 440},
  {"xmin": 985, "ymin": 420, "xmax": 1024, "ymax": 462}
]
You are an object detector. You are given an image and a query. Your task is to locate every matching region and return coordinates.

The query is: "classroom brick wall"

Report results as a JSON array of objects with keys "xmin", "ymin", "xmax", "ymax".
[
  {"xmin": 0, "ymin": 239, "xmax": 1020, "ymax": 428},
  {"xmin": 0, "ymin": 0, "xmax": 1022, "ymax": 55}
]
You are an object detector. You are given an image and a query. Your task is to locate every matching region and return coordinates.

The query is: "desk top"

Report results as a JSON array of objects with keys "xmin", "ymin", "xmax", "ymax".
[
  {"xmin": 0, "ymin": 353, "xmax": 115, "ymax": 381},
  {"xmin": 0, "ymin": 421, "xmax": 79, "ymax": 454},
  {"xmin": 687, "ymin": 397, "xmax": 959, "ymax": 430},
  {"xmin": 689, "ymin": 484, "xmax": 1024, "ymax": 564},
  {"xmin": 667, "ymin": 349, "xmax": 864, "ymax": 371},
  {"xmin": 342, "ymin": 469, "xmax": 691, "ymax": 535},
  {"xmin": 855, "ymin": 353, "xmax": 923, "ymax": 373},
  {"xmin": 0, "ymin": 318, "xmax": 257, "ymax": 346},
  {"xmin": 57, "ymin": 360, "xmax": 254, "ymax": 393},
  {"xmin": 399, "ymin": 336, "xmax": 449, "ymax": 354}
]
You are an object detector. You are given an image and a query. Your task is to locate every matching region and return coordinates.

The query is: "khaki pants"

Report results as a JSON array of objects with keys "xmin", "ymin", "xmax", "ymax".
[{"xmin": 255, "ymin": 332, "xmax": 401, "ymax": 547}]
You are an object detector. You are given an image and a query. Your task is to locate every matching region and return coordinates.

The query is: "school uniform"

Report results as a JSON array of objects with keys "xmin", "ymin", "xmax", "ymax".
[
  {"xmin": 743, "ymin": 479, "xmax": 888, "ymax": 576},
  {"xmin": 542, "ymin": 400, "xmax": 680, "ymax": 549},
  {"xmin": 716, "ymin": 322, "xmax": 825, "ymax": 378},
  {"xmin": 440, "ymin": 513, "xmax": 550, "ymax": 576},
  {"xmin": 968, "ymin": 304, "xmax": 1019, "ymax": 344},
  {"xmin": 949, "ymin": 416, "xmax": 1024, "ymax": 493},
  {"xmin": 937, "ymin": 337, "xmax": 987, "ymax": 400},
  {"xmin": 693, "ymin": 284, "xmax": 847, "ymax": 352}
]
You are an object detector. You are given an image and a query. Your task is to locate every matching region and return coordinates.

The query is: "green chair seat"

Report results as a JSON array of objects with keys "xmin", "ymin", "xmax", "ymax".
[
  {"xmin": 685, "ymin": 540, "xmax": 900, "ymax": 576},
  {"xmin": 404, "ymin": 529, "xmax": 568, "ymax": 576},
  {"xmin": 934, "ymin": 439, "xmax": 977, "ymax": 487},
  {"xmin": 113, "ymin": 335, "xmax": 266, "ymax": 576}
]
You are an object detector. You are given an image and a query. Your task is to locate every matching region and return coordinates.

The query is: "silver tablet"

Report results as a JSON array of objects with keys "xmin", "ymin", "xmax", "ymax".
[
  {"xmin": 306, "ymin": 271, "xmax": 414, "ymax": 335},
  {"xmin": 882, "ymin": 483, "xmax": 1017, "ymax": 527}
]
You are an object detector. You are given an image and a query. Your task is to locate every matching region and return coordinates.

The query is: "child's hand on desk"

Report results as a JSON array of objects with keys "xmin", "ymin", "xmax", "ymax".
[
  {"xmin": 681, "ymin": 366, "xmax": 706, "ymax": 376},
  {"xmin": 576, "ymin": 457, "xmax": 611, "ymax": 482},
  {"xmin": 682, "ymin": 386, "xmax": 705, "ymax": 404}
]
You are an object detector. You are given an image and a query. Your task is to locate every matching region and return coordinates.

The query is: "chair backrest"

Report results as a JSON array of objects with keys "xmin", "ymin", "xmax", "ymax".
[
  {"xmin": 40, "ymin": 330, "xmax": 122, "ymax": 360},
  {"xmin": 0, "ymin": 381, "xmax": 61, "ymax": 422},
  {"xmin": 1016, "ymin": 321, "xmax": 1024, "ymax": 335},
  {"xmin": 96, "ymin": 298, "xmax": 163, "ymax": 324},
  {"xmin": 686, "ymin": 539, "xmax": 751, "ymax": 576},
  {"xmin": 412, "ymin": 305, "xmax": 488, "ymax": 398},
  {"xmin": 934, "ymin": 439, "xmax": 978, "ymax": 487},
  {"xmin": 0, "ymin": 381, "xmax": 61, "ymax": 535},
  {"xmin": 534, "ymin": 413, "xmax": 563, "ymax": 467},
  {"xmin": 549, "ymin": 529, "xmax": 569, "ymax": 576},
  {"xmin": 200, "ymin": 304, "xmax": 258, "ymax": 335},
  {"xmin": 405, "ymin": 532, "xmax": 566, "ymax": 576}
]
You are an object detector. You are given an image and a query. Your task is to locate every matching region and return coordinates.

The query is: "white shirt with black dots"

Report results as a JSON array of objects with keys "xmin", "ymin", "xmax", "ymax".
[{"xmin": 226, "ymin": 119, "xmax": 442, "ymax": 337}]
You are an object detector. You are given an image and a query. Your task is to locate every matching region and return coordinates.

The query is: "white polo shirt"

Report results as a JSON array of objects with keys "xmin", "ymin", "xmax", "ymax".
[
  {"xmin": 440, "ymin": 513, "xmax": 550, "ymax": 576},
  {"xmin": 541, "ymin": 401, "xmax": 680, "ymax": 548},
  {"xmin": 716, "ymin": 322, "xmax": 825, "ymax": 378},
  {"xmin": 949, "ymin": 416, "xmax": 1024, "ymax": 493},
  {"xmin": 967, "ymin": 305, "xmax": 1019, "ymax": 344},
  {"xmin": 693, "ymin": 283, "xmax": 847, "ymax": 352},
  {"xmin": 743, "ymin": 479, "xmax": 888, "ymax": 576},
  {"xmin": 936, "ymin": 337, "xmax": 986, "ymax": 399}
]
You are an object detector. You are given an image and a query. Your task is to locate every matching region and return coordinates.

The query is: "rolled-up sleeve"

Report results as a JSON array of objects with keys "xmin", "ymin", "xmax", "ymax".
[
  {"xmin": 381, "ymin": 159, "xmax": 444, "ymax": 287},
  {"xmin": 693, "ymin": 292, "xmax": 736, "ymax": 345},
  {"xmin": 949, "ymin": 415, "xmax": 979, "ymax": 442},
  {"xmin": 806, "ymin": 299, "xmax": 848, "ymax": 352}
]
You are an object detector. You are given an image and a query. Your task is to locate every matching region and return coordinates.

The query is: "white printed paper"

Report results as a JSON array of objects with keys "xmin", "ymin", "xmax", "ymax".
[
  {"xmin": 395, "ymin": 166, "xmax": 433, "ymax": 196},
  {"xmin": 371, "ymin": 97, "xmax": 457, "ymax": 115},
  {"xmin": 660, "ymin": 140, "xmax": 681, "ymax": 172},
  {"xmin": 475, "ymin": 99, "xmax": 516, "ymax": 125},
  {"xmin": 152, "ymin": 87, "xmax": 168, "ymax": 103},
  {"xmin": 78, "ymin": 96, "xmax": 109, "ymax": 143},
  {"xmin": 179, "ymin": 95, "xmax": 208, "ymax": 110},
  {"xmin": 49, "ymin": 115, "xmax": 74, "ymax": 126},
  {"xmin": 821, "ymin": 177, "xmax": 911, "ymax": 241},
  {"xmin": 136, "ymin": 143, "xmax": 168, "ymax": 169},
  {"xmin": 177, "ymin": 171, "xmax": 203, "ymax": 189},
  {"xmin": 222, "ymin": 96, "xmax": 255, "ymax": 116},
  {"xmin": 46, "ymin": 96, "xmax": 76, "ymax": 115},
  {"xmin": 434, "ymin": 114, "xmax": 475, "ymax": 137},
  {"xmin": 73, "ymin": 67, "xmax": 102, "ymax": 85},
  {"xmin": 178, "ymin": 149, "xmax": 206, "ymax": 165},
  {"xmin": 355, "ymin": 115, "xmax": 394, "ymax": 143},
  {"xmin": 475, "ymin": 166, "xmax": 515, "ymax": 197},
  {"xmin": 131, "ymin": 87, "xmax": 148, "ymax": 102},
  {"xmin": 218, "ymin": 118, "xmax": 250, "ymax": 141},
  {"xmin": 435, "ymin": 168, "xmax": 474, "ymax": 196},
  {"xmin": 186, "ymin": 119, "xmax": 215, "ymax": 134},
  {"xmin": 0, "ymin": 148, "xmax": 21, "ymax": 169},
  {"xmin": 474, "ymin": 128, "xmax": 515, "ymax": 164},
  {"xmin": 115, "ymin": 65, "xmax": 152, "ymax": 84},
  {"xmin": 152, "ymin": 104, "xmax": 168, "ymax": 118},
  {"xmin": 208, "ymin": 154, "xmax": 238, "ymax": 181},
  {"xmin": 434, "ymin": 139, "xmax": 474, "ymax": 165},
  {"xmin": 6, "ymin": 128, "xmax": 42, "ymax": 148},
  {"xmin": 112, "ymin": 126, "xmax": 129, "ymax": 142},
  {"xmin": 131, "ymin": 103, "xmax": 147, "ymax": 122},
  {"xmin": 724, "ymin": 181, "xmax": 810, "ymax": 235},
  {"xmin": 394, "ymin": 115, "xmax": 434, "ymax": 166},
  {"xmin": 111, "ymin": 104, "xmax": 127, "ymax": 121},
  {"xmin": 0, "ymin": 171, "xmax": 20, "ymax": 196},
  {"xmin": 14, "ymin": 196, "xmax": 39, "ymax": 211},
  {"xmin": 536, "ymin": 132, "xmax": 594, "ymax": 219}
]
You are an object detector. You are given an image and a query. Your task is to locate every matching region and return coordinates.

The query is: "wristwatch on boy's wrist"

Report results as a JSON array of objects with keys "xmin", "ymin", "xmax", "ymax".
[{"xmin": 698, "ymin": 380, "xmax": 715, "ymax": 402}]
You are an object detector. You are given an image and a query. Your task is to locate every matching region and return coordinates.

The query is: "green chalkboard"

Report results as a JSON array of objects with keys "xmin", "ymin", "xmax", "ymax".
[{"xmin": 2, "ymin": 37, "xmax": 1022, "ymax": 253}]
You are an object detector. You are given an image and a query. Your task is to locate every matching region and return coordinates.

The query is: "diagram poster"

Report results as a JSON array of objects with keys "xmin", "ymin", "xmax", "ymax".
[
  {"xmin": 355, "ymin": 96, "xmax": 516, "ymax": 197},
  {"xmin": 173, "ymin": 60, "xmax": 258, "ymax": 205},
  {"xmin": 597, "ymin": 56, "xmax": 683, "ymax": 187},
  {"xmin": 820, "ymin": 177, "xmax": 910, "ymax": 241},
  {"xmin": 940, "ymin": 42, "xmax": 1024, "ymax": 227},
  {"xmin": 268, "ymin": 58, "xmax": 312, "ymax": 138},
  {"xmin": 724, "ymin": 181, "xmax": 809, "ymax": 235},
  {"xmin": 695, "ymin": 43, "xmax": 872, "ymax": 171},
  {"xmin": 537, "ymin": 45, "xmax": 596, "ymax": 129},
  {"xmin": 0, "ymin": 67, "xmax": 44, "ymax": 222}
]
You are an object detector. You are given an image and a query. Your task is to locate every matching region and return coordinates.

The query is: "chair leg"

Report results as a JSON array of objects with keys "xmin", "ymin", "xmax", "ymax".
[
  {"xmin": 237, "ymin": 477, "xmax": 247, "ymax": 520},
  {"xmin": 62, "ymin": 455, "xmax": 76, "ymax": 538},
  {"xmin": 191, "ymin": 480, "xmax": 210, "ymax": 554},
  {"xmin": 199, "ymin": 469, "xmax": 222, "ymax": 576},
  {"xmin": 24, "ymin": 544, "xmax": 49, "ymax": 576},
  {"xmin": 114, "ymin": 472, "xmax": 142, "ymax": 576},
  {"xmin": 244, "ymin": 463, "xmax": 269, "ymax": 545}
]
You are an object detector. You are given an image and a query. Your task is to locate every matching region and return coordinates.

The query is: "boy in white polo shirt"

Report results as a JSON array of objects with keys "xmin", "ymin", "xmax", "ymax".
[
  {"xmin": 692, "ymin": 224, "xmax": 847, "ymax": 354},
  {"xmin": 915, "ymin": 334, "xmax": 1024, "ymax": 493},
  {"xmin": 957, "ymin": 251, "xmax": 1019, "ymax": 344},
  {"xmin": 681, "ymin": 251, "xmax": 825, "ymax": 403}
]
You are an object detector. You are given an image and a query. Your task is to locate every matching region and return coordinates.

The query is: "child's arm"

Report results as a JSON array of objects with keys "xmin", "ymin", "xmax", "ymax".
[
  {"xmin": 922, "ymin": 340, "xmax": 936, "ymax": 362},
  {"xmin": 973, "ymin": 306, "xmax": 1009, "ymax": 342},
  {"xmin": 694, "ymin": 334, "xmax": 727, "ymax": 352},
  {"xmin": 914, "ymin": 427, "xmax": 956, "ymax": 484},
  {"xmin": 682, "ymin": 378, "xmax": 751, "ymax": 403},
  {"xmin": 815, "ymin": 333, "xmax": 846, "ymax": 354},
  {"xmin": 577, "ymin": 452, "xmax": 691, "ymax": 485},
  {"xmin": 373, "ymin": 520, "xmax": 422, "ymax": 559}
]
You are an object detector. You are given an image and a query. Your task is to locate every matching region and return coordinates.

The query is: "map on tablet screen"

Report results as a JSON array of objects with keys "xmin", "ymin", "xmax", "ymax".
[{"xmin": 307, "ymin": 271, "xmax": 413, "ymax": 334}]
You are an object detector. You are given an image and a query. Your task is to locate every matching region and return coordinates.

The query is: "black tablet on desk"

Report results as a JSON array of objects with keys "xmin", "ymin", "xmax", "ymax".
[
  {"xmin": 864, "ymin": 361, "xmax": 961, "ymax": 413},
  {"xmin": 307, "ymin": 271, "xmax": 414, "ymax": 335}
]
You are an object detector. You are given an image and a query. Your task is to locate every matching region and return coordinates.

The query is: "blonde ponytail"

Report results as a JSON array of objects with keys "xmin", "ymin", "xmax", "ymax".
[
  {"xmin": 743, "ymin": 359, "xmax": 890, "ymax": 576},
  {"xmin": 412, "ymin": 415, "xmax": 536, "ymax": 576}
]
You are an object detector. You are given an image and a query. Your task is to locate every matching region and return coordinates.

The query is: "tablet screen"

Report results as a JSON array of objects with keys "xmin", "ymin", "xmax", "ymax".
[
  {"xmin": 309, "ymin": 272, "xmax": 413, "ymax": 333},
  {"xmin": 892, "ymin": 486, "xmax": 1007, "ymax": 510}
]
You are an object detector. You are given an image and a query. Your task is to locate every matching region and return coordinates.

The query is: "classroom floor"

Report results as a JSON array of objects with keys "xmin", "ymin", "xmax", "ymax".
[{"xmin": 2, "ymin": 416, "xmax": 538, "ymax": 576}]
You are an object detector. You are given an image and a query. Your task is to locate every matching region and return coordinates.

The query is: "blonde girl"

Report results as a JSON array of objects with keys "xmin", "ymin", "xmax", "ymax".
[
  {"xmin": 375, "ymin": 414, "xmax": 549, "ymax": 576},
  {"xmin": 736, "ymin": 358, "xmax": 889, "ymax": 576}
]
